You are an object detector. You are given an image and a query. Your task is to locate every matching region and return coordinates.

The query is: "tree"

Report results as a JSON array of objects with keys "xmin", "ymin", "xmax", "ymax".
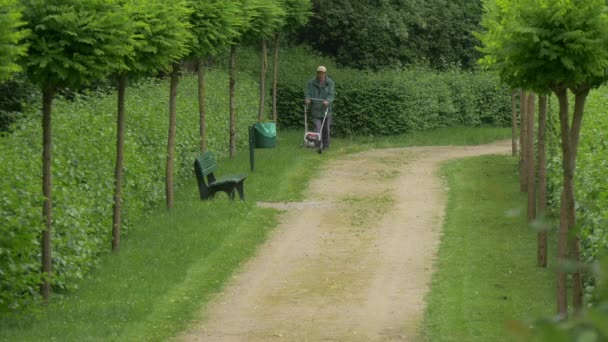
[
  {"xmin": 478, "ymin": 0, "xmax": 608, "ymax": 317},
  {"xmin": 187, "ymin": 0, "xmax": 242, "ymax": 152},
  {"xmin": 162, "ymin": 2, "xmax": 192, "ymax": 209},
  {"xmin": 0, "ymin": 0, "xmax": 28, "ymax": 82},
  {"xmin": 537, "ymin": 94, "xmax": 548, "ymax": 267},
  {"xmin": 510, "ymin": 91, "xmax": 518, "ymax": 156},
  {"xmin": 111, "ymin": 0, "xmax": 192, "ymax": 250},
  {"xmin": 20, "ymin": 0, "xmax": 133, "ymax": 301},
  {"xmin": 271, "ymin": 0, "xmax": 312, "ymax": 122},
  {"xmin": 247, "ymin": 0, "xmax": 285, "ymax": 122}
]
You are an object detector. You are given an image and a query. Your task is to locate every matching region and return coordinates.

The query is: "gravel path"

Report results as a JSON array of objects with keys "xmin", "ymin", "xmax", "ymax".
[{"xmin": 178, "ymin": 141, "xmax": 511, "ymax": 341}]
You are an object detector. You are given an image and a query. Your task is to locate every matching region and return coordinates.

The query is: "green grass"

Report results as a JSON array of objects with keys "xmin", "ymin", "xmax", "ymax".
[
  {"xmin": 421, "ymin": 155, "xmax": 556, "ymax": 341},
  {"xmin": 0, "ymin": 128, "xmax": 514, "ymax": 341},
  {"xmin": 332, "ymin": 126, "xmax": 512, "ymax": 153}
]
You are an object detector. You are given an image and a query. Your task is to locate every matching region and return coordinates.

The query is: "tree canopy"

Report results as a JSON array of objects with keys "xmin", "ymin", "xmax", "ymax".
[
  {"xmin": 122, "ymin": 0, "xmax": 192, "ymax": 75},
  {"xmin": 187, "ymin": 0, "xmax": 242, "ymax": 59},
  {"xmin": 477, "ymin": 0, "xmax": 608, "ymax": 92},
  {"xmin": 20, "ymin": 0, "xmax": 133, "ymax": 89}
]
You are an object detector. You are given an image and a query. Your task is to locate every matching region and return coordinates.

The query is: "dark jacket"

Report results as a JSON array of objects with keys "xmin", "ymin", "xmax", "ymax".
[{"xmin": 305, "ymin": 76, "xmax": 335, "ymax": 119}]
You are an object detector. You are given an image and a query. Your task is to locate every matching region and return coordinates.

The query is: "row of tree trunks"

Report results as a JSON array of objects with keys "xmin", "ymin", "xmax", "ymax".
[
  {"xmin": 41, "ymin": 86, "xmax": 55, "ymax": 302},
  {"xmin": 537, "ymin": 95, "xmax": 548, "ymax": 267},
  {"xmin": 519, "ymin": 90, "xmax": 529, "ymax": 192},
  {"xmin": 229, "ymin": 45, "xmax": 237, "ymax": 159},
  {"xmin": 198, "ymin": 60, "xmax": 207, "ymax": 153},
  {"xmin": 258, "ymin": 40, "xmax": 268, "ymax": 122},
  {"xmin": 511, "ymin": 91, "xmax": 518, "ymax": 156},
  {"xmin": 526, "ymin": 94, "xmax": 536, "ymax": 235},
  {"xmin": 165, "ymin": 65, "xmax": 180, "ymax": 209},
  {"xmin": 554, "ymin": 86, "xmax": 588, "ymax": 317},
  {"xmin": 272, "ymin": 33, "xmax": 280, "ymax": 123},
  {"xmin": 112, "ymin": 76, "xmax": 127, "ymax": 252}
]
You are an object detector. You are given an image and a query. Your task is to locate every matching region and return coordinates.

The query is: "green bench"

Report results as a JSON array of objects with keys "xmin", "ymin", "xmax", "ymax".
[{"xmin": 194, "ymin": 152, "xmax": 247, "ymax": 200}]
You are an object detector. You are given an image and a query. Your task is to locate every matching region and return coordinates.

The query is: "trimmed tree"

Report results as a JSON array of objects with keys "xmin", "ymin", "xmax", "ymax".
[
  {"xmin": 163, "ymin": 3, "xmax": 192, "ymax": 210},
  {"xmin": 0, "ymin": 0, "xmax": 28, "ymax": 82},
  {"xmin": 478, "ymin": 0, "xmax": 608, "ymax": 316},
  {"xmin": 187, "ymin": 0, "xmax": 243, "ymax": 152},
  {"xmin": 272, "ymin": 0, "xmax": 312, "ymax": 122},
  {"xmin": 248, "ymin": 0, "xmax": 285, "ymax": 122},
  {"xmin": 112, "ymin": 0, "xmax": 192, "ymax": 250},
  {"xmin": 20, "ymin": 0, "xmax": 133, "ymax": 301},
  {"xmin": 228, "ymin": 1, "xmax": 255, "ymax": 158}
]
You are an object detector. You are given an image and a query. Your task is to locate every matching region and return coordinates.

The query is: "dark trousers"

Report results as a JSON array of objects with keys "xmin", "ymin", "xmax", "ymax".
[{"xmin": 313, "ymin": 117, "xmax": 331, "ymax": 148}]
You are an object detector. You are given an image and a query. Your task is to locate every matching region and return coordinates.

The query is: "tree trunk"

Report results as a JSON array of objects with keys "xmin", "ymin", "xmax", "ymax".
[
  {"xmin": 527, "ymin": 93, "xmax": 536, "ymax": 225},
  {"xmin": 511, "ymin": 91, "xmax": 518, "ymax": 156},
  {"xmin": 40, "ymin": 86, "xmax": 55, "ymax": 302},
  {"xmin": 258, "ymin": 40, "xmax": 268, "ymax": 122},
  {"xmin": 537, "ymin": 94, "xmax": 548, "ymax": 267},
  {"xmin": 112, "ymin": 75, "xmax": 127, "ymax": 252},
  {"xmin": 554, "ymin": 86, "xmax": 571, "ymax": 317},
  {"xmin": 198, "ymin": 59, "xmax": 207, "ymax": 152},
  {"xmin": 229, "ymin": 45, "xmax": 237, "ymax": 159},
  {"xmin": 520, "ymin": 91, "xmax": 529, "ymax": 192},
  {"xmin": 570, "ymin": 88, "xmax": 589, "ymax": 314},
  {"xmin": 272, "ymin": 32, "xmax": 280, "ymax": 123},
  {"xmin": 166, "ymin": 64, "xmax": 179, "ymax": 209}
]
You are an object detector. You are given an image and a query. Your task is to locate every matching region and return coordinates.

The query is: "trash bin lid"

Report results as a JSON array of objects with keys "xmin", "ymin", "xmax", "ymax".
[{"xmin": 254, "ymin": 122, "xmax": 276, "ymax": 137}]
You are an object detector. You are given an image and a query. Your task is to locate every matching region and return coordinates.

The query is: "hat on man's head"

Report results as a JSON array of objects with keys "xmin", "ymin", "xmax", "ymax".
[{"xmin": 316, "ymin": 65, "xmax": 327, "ymax": 72}]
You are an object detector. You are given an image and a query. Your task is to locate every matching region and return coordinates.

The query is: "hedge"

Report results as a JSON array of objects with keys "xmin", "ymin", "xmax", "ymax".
[{"xmin": 275, "ymin": 67, "xmax": 512, "ymax": 135}]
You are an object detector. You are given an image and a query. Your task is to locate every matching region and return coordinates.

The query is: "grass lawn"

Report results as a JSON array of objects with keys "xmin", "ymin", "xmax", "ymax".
[
  {"xmin": 421, "ymin": 155, "xmax": 556, "ymax": 341},
  {"xmin": 1, "ymin": 128, "xmax": 518, "ymax": 341}
]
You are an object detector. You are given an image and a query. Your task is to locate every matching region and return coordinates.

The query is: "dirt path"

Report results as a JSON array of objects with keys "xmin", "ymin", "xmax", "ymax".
[{"xmin": 178, "ymin": 141, "xmax": 511, "ymax": 341}]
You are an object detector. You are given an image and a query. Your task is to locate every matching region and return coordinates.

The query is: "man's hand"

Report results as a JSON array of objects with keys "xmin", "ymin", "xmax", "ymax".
[
  {"xmin": 305, "ymin": 99, "xmax": 311, "ymax": 105},
  {"xmin": 323, "ymin": 100, "xmax": 329, "ymax": 107}
]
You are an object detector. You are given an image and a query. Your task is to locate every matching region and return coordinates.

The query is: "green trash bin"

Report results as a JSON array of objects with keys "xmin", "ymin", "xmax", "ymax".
[{"xmin": 254, "ymin": 122, "xmax": 276, "ymax": 148}]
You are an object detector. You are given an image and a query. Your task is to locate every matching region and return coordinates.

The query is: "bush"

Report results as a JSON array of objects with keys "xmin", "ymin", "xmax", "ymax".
[
  {"xmin": 276, "ymin": 66, "xmax": 511, "ymax": 135},
  {"xmin": 0, "ymin": 70, "xmax": 259, "ymax": 314}
]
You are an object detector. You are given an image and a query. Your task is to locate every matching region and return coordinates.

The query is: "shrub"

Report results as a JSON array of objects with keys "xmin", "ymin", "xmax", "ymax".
[
  {"xmin": 0, "ymin": 70, "xmax": 259, "ymax": 314},
  {"xmin": 276, "ymin": 66, "xmax": 511, "ymax": 135}
]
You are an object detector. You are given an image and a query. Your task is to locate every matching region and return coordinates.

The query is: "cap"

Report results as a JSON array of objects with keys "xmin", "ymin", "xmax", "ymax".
[{"xmin": 316, "ymin": 65, "xmax": 327, "ymax": 72}]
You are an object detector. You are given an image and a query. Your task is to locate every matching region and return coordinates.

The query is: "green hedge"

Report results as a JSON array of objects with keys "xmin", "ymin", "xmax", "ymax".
[
  {"xmin": 275, "ymin": 67, "xmax": 512, "ymax": 135},
  {"xmin": 0, "ymin": 70, "xmax": 259, "ymax": 313},
  {"xmin": 546, "ymin": 87, "xmax": 608, "ymax": 299}
]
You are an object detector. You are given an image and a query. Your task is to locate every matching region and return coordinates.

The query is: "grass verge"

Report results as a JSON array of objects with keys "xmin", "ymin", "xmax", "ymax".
[
  {"xmin": 1, "ymin": 128, "xmax": 511, "ymax": 341},
  {"xmin": 421, "ymin": 155, "xmax": 556, "ymax": 341}
]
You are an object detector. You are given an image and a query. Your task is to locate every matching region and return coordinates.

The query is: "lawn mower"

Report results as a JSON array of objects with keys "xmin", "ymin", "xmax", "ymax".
[{"xmin": 303, "ymin": 98, "xmax": 329, "ymax": 154}]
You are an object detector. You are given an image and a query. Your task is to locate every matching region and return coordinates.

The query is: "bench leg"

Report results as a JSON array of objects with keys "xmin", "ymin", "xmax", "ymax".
[{"xmin": 235, "ymin": 181, "xmax": 245, "ymax": 200}]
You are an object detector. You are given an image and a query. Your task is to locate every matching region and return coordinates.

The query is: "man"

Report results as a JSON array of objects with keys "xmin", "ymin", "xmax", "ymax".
[{"xmin": 305, "ymin": 65, "xmax": 335, "ymax": 149}]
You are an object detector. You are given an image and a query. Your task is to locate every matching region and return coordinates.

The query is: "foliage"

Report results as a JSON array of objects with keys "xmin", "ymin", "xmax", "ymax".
[
  {"xmin": 122, "ymin": 0, "xmax": 193, "ymax": 76},
  {"xmin": 275, "ymin": 64, "xmax": 511, "ymax": 135},
  {"xmin": 297, "ymin": 0, "xmax": 483, "ymax": 70},
  {"xmin": 513, "ymin": 258, "xmax": 608, "ymax": 341},
  {"xmin": 546, "ymin": 88, "xmax": 608, "ymax": 299},
  {"xmin": 279, "ymin": 0, "xmax": 312, "ymax": 33},
  {"xmin": 0, "ymin": 0, "xmax": 29, "ymax": 81},
  {"xmin": 241, "ymin": 0, "xmax": 286, "ymax": 42},
  {"xmin": 186, "ymin": 0, "xmax": 243, "ymax": 59},
  {"xmin": 20, "ymin": 0, "xmax": 134, "ymax": 89},
  {"xmin": 0, "ymin": 70, "xmax": 260, "ymax": 315},
  {"xmin": 0, "ymin": 73, "xmax": 39, "ymax": 132},
  {"xmin": 477, "ymin": 0, "xmax": 608, "ymax": 92}
]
